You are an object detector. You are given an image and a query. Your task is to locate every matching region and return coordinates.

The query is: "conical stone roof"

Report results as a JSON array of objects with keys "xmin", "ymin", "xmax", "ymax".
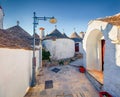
[
  {"xmin": 0, "ymin": 5, "xmax": 2, "ymax": 9},
  {"xmin": 45, "ymin": 29, "xmax": 66, "ymax": 39},
  {"xmin": 0, "ymin": 29, "xmax": 32, "ymax": 49},
  {"xmin": 70, "ymin": 32, "xmax": 82, "ymax": 42},
  {"xmin": 62, "ymin": 32, "xmax": 68, "ymax": 38},
  {"xmin": 6, "ymin": 25, "xmax": 33, "ymax": 45},
  {"xmin": 70, "ymin": 32, "xmax": 80, "ymax": 38}
]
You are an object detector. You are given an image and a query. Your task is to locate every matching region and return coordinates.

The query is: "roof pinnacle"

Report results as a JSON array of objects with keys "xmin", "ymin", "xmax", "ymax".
[
  {"xmin": 74, "ymin": 28, "xmax": 76, "ymax": 32},
  {"xmin": 17, "ymin": 21, "xmax": 20, "ymax": 26},
  {"xmin": 55, "ymin": 25, "xmax": 57, "ymax": 29}
]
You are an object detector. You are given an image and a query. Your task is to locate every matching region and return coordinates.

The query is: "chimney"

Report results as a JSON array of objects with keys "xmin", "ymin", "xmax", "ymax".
[
  {"xmin": 79, "ymin": 32, "xmax": 84, "ymax": 39},
  {"xmin": 39, "ymin": 27, "xmax": 45, "ymax": 39}
]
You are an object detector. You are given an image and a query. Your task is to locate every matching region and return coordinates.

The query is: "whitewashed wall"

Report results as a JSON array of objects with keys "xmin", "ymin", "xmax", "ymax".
[
  {"xmin": 43, "ymin": 38, "xmax": 75, "ymax": 60},
  {"xmin": 104, "ymin": 39, "xmax": 120, "ymax": 97},
  {"xmin": 0, "ymin": 48, "xmax": 40, "ymax": 97},
  {"xmin": 83, "ymin": 20, "xmax": 120, "ymax": 97},
  {"xmin": 79, "ymin": 42, "xmax": 84, "ymax": 54}
]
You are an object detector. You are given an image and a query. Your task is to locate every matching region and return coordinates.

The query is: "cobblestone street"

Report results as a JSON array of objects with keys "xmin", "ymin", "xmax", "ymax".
[{"xmin": 24, "ymin": 65, "xmax": 99, "ymax": 97}]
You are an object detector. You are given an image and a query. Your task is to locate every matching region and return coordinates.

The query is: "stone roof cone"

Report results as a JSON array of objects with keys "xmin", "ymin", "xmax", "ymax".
[
  {"xmin": 62, "ymin": 32, "xmax": 68, "ymax": 38},
  {"xmin": 70, "ymin": 29, "xmax": 82, "ymax": 42},
  {"xmin": 70, "ymin": 32, "xmax": 80, "ymax": 38},
  {"xmin": 6, "ymin": 25, "xmax": 33, "ymax": 45},
  {"xmin": 46, "ymin": 28, "xmax": 65, "ymax": 38}
]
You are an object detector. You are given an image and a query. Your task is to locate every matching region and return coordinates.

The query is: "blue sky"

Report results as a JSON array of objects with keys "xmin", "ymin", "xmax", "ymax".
[{"xmin": 1, "ymin": 0, "xmax": 120, "ymax": 36}]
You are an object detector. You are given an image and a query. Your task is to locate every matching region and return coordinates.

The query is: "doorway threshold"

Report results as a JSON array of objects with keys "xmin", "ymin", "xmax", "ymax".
[
  {"xmin": 86, "ymin": 70, "xmax": 103, "ymax": 91},
  {"xmin": 87, "ymin": 70, "xmax": 103, "ymax": 84}
]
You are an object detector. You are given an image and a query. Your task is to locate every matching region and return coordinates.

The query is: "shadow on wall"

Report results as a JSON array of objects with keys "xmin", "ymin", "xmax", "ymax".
[
  {"xmin": 83, "ymin": 22, "xmax": 113, "ymax": 69},
  {"xmin": 100, "ymin": 23, "xmax": 113, "ymax": 39}
]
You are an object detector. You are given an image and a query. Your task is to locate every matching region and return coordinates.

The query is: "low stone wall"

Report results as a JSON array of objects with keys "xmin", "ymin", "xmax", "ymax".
[{"xmin": 42, "ymin": 53, "xmax": 83, "ymax": 67}]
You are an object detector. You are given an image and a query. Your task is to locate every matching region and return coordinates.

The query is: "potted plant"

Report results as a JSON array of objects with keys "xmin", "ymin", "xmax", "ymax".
[
  {"xmin": 99, "ymin": 91, "xmax": 112, "ymax": 97},
  {"xmin": 79, "ymin": 66, "xmax": 85, "ymax": 73},
  {"xmin": 42, "ymin": 49, "xmax": 51, "ymax": 67}
]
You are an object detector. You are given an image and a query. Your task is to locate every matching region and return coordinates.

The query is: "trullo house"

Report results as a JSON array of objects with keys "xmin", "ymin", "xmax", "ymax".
[
  {"xmin": 42, "ymin": 28, "xmax": 75, "ymax": 60},
  {"xmin": 83, "ymin": 13, "xmax": 120, "ymax": 97}
]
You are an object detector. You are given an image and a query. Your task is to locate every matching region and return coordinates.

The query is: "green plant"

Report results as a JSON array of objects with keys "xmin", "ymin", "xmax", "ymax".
[
  {"xmin": 42, "ymin": 49, "xmax": 50, "ymax": 61},
  {"xmin": 59, "ymin": 60, "xmax": 64, "ymax": 65},
  {"xmin": 70, "ymin": 58, "xmax": 74, "ymax": 62}
]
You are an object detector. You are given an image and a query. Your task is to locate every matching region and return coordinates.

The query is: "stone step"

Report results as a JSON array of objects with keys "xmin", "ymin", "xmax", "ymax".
[{"xmin": 85, "ymin": 71, "xmax": 103, "ymax": 91}]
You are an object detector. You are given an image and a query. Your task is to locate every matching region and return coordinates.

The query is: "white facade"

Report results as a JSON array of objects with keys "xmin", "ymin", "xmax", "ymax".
[
  {"xmin": 43, "ymin": 38, "xmax": 75, "ymax": 60},
  {"xmin": 79, "ymin": 42, "xmax": 84, "ymax": 54},
  {"xmin": 83, "ymin": 20, "xmax": 120, "ymax": 97},
  {"xmin": 0, "ymin": 48, "xmax": 40, "ymax": 97},
  {"xmin": 79, "ymin": 32, "xmax": 84, "ymax": 39},
  {"xmin": 0, "ymin": 7, "xmax": 4, "ymax": 29}
]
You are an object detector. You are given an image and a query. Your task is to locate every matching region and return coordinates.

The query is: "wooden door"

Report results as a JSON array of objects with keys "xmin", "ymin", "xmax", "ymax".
[
  {"xmin": 75, "ymin": 43, "xmax": 79, "ymax": 52},
  {"xmin": 101, "ymin": 40, "xmax": 105, "ymax": 71}
]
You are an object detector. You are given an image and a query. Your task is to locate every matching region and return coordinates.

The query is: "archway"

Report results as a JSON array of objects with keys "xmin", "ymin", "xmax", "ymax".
[{"xmin": 86, "ymin": 29, "xmax": 104, "ymax": 84}]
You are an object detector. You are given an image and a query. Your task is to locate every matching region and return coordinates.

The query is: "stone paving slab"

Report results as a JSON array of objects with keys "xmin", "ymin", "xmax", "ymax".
[
  {"xmin": 69, "ymin": 59, "xmax": 83, "ymax": 66},
  {"xmin": 24, "ymin": 65, "xmax": 99, "ymax": 97}
]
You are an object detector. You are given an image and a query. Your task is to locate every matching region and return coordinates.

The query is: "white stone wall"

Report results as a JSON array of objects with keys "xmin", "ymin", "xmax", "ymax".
[
  {"xmin": 79, "ymin": 42, "xmax": 84, "ymax": 54},
  {"xmin": 83, "ymin": 20, "xmax": 120, "ymax": 97},
  {"xmin": 116, "ymin": 44, "xmax": 120, "ymax": 66},
  {"xmin": 0, "ymin": 48, "xmax": 40, "ymax": 97},
  {"xmin": 104, "ymin": 39, "xmax": 120, "ymax": 97},
  {"xmin": 43, "ymin": 38, "xmax": 75, "ymax": 60}
]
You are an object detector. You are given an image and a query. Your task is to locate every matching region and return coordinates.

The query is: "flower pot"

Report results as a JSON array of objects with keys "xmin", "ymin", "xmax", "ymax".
[
  {"xmin": 99, "ymin": 92, "xmax": 112, "ymax": 97},
  {"xmin": 79, "ymin": 66, "xmax": 85, "ymax": 73}
]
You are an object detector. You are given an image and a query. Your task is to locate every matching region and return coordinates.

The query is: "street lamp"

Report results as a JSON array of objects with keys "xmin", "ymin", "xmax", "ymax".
[{"xmin": 30, "ymin": 12, "xmax": 57, "ymax": 87}]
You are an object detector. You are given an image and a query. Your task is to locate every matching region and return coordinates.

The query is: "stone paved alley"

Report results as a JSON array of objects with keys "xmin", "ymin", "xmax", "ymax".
[{"xmin": 24, "ymin": 62, "xmax": 99, "ymax": 97}]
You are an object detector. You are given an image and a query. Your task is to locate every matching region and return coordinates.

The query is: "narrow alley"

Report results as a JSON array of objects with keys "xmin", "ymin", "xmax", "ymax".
[{"xmin": 24, "ymin": 64, "xmax": 99, "ymax": 97}]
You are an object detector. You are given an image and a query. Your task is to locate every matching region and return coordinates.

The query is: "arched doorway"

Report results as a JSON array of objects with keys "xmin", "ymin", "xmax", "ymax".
[{"xmin": 85, "ymin": 29, "xmax": 104, "ymax": 84}]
